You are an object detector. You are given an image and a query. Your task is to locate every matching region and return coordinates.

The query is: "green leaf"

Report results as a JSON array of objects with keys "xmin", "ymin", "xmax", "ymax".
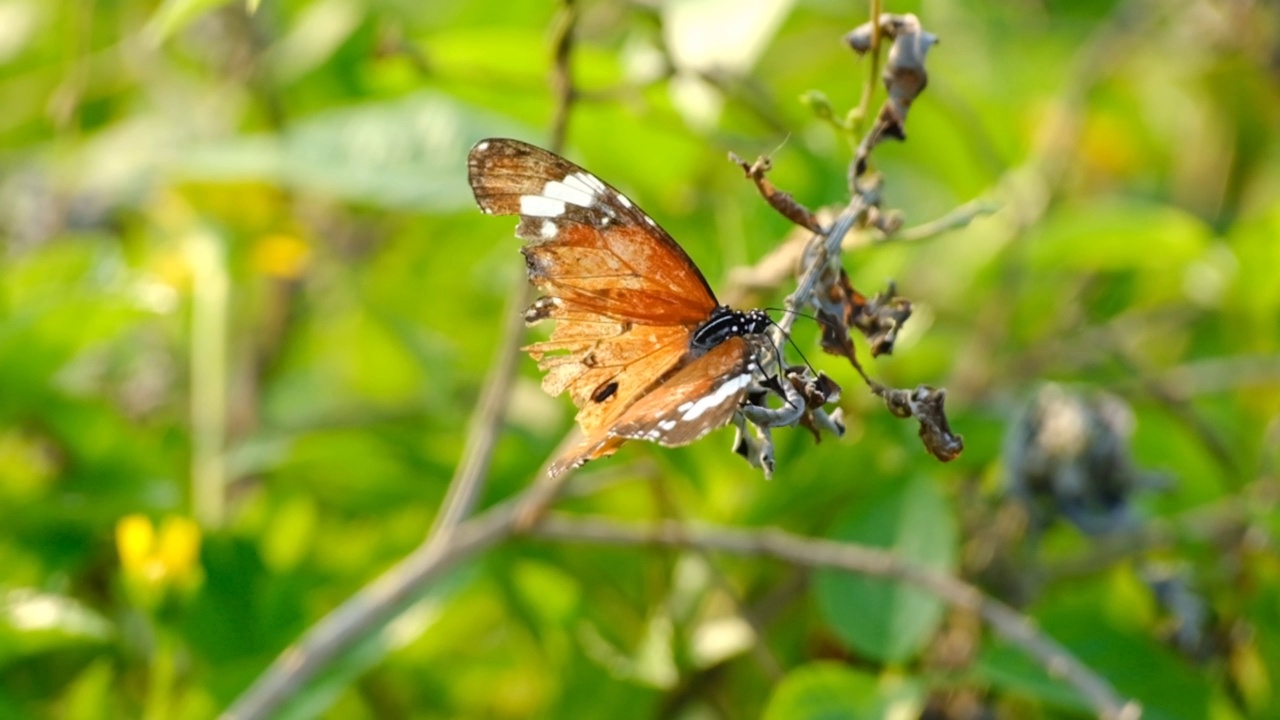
[
  {"xmin": 763, "ymin": 663, "xmax": 922, "ymax": 720},
  {"xmin": 814, "ymin": 475, "xmax": 958, "ymax": 663},
  {"xmin": 173, "ymin": 92, "xmax": 532, "ymax": 212},
  {"xmin": 259, "ymin": 494, "xmax": 319, "ymax": 573}
]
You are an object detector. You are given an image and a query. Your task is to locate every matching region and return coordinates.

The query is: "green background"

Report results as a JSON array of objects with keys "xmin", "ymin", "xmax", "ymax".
[{"xmin": 1, "ymin": 0, "xmax": 1277, "ymax": 717}]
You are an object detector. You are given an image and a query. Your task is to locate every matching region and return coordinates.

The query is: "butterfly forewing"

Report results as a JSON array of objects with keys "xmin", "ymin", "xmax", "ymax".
[{"xmin": 468, "ymin": 139, "xmax": 719, "ymax": 323}]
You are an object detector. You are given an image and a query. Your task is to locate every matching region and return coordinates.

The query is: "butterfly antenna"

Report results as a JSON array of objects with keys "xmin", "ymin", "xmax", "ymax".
[
  {"xmin": 764, "ymin": 306, "xmax": 841, "ymax": 371},
  {"xmin": 758, "ymin": 311, "xmax": 824, "ymax": 410},
  {"xmin": 769, "ymin": 133, "xmax": 792, "ymax": 158},
  {"xmin": 764, "ymin": 306, "xmax": 838, "ymax": 335}
]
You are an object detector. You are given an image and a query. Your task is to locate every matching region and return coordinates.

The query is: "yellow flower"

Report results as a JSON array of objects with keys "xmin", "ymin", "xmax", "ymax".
[
  {"xmin": 116, "ymin": 514, "xmax": 204, "ymax": 607},
  {"xmin": 252, "ymin": 233, "xmax": 311, "ymax": 279},
  {"xmin": 156, "ymin": 516, "xmax": 202, "ymax": 588}
]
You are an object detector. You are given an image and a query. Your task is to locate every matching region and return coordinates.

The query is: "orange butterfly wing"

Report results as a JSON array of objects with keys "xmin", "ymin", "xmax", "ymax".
[
  {"xmin": 468, "ymin": 139, "xmax": 722, "ymax": 438},
  {"xmin": 549, "ymin": 336, "xmax": 761, "ymax": 477}
]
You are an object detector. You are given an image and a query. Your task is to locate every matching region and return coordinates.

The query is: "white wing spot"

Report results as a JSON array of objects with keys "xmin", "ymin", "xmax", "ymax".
[
  {"xmin": 475, "ymin": 140, "xmax": 490, "ymax": 152},
  {"xmin": 616, "ymin": 191, "xmax": 633, "ymax": 209},
  {"xmin": 520, "ymin": 195, "xmax": 566, "ymax": 217},
  {"xmin": 680, "ymin": 374, "xmax": 751, "ymax": 422},
  {"xmin": 539, "ymin": 220, "xmax": 557, "ymax": 239},
  {"xmin": 542, "ymin": 180, "xmax": 595, "ymax": 207},
  {"xmin": 658, "ymin": 419, "xmax": 677, "ymax": 431},
  {"xmin": 574, "ymin": 172, "xmax": 607, "ymax": 194},
  {"xmin": 643, "ymin": 215, "xmax": 657, "ymax": 227}
]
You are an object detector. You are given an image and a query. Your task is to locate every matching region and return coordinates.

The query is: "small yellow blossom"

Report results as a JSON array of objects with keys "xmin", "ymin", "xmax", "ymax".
[
  {"xmin": 117, "ymin": 514, "xmax": 157, "ymax": 577},
  {"xmin": 252, "ymin": 233, "xmax": 311, "ymax": 279},
  {"xmin": 116, "ymin": 514, "xmax": 204, "ymax": 607}
]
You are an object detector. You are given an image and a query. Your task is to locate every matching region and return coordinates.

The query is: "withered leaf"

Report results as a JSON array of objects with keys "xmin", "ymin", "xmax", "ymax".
[
  {"xmin": 729, "ymin": 152, "xmax": 824, "ymax": 234},
  {"xmin": 816, "ymin": 268, "xmax": 913, "ymax": 362},
  {"xmin": 881, "ymin": 385, "xmax": 964, "ymax": 462},
  {"xmin": 846, "ymin": 13, "xmax": 940, "ymax": 177}
]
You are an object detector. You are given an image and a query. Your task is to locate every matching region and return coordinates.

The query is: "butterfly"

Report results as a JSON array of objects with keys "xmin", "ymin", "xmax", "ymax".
[{"xmin": 467, "ymin": 138, "xmax": 776, "ymax": 478}]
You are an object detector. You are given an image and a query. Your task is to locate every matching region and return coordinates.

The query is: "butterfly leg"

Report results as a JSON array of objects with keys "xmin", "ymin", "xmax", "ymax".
[
  {"xmin": 731, "ymin": 413, "xmax": 776, "ymax": 480},
  {"xmin": 740, "ymin": 379, "xmax": 804, "ymax": 428}
]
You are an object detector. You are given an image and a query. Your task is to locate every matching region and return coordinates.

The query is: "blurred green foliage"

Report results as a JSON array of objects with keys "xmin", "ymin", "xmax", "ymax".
[{"xmin": 1, "ymin": 0, "xmax": 1278, "ymax": 717}]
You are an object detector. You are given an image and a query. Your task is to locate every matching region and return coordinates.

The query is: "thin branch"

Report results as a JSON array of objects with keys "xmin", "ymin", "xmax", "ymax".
[
  {"xmin": 532, "ymin": 515, "xmax": 1143, "ymax": 720},
  {"xmin": 851, "ymin": 0, "xmax": 883, "ymax": 137},
  {"xmin": 223, "ymin": 5, "xmax": 585, "ymax": 715},
  {"xmin": 432, "ymin": 0, "xmax": 579, "ymax": 546},
  {"xmin": 548, "ymin": 0, "xmax": 576, "ymax": 156},
  {"xmin": 722, "ymin": 196, "xmax": 994, "ymax": 304},
  {"xmin": 888, "ymin": 197, "xmax": 1000, "ymax": 243},
  {"xmin": 425, "ymin": 276, "xmax": 530, "ymax": 543}
]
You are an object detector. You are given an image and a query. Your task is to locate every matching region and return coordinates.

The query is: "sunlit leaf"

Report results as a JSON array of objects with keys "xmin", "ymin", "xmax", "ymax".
[
  {"xmin": 0, "ymin": 589, "xmax": 113, "ymax": 667},
  {"xmin": 763, "ymin": 663, "xmax": 922, "ymax": 720}
]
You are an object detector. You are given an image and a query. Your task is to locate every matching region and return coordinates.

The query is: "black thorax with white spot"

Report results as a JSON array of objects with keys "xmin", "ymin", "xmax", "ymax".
[{"xmin": 690, "ymin": 306, "xmax": 770, "ymax": 353}]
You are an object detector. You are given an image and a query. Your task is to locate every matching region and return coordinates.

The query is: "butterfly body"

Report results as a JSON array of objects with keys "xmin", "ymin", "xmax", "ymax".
[
  {"xmin": 691, "ymin": 306, "xmax": 772, "ymax": 353},
  {"xmin": 467, "ymin": 138, "xmax": 772, "ymax": 476}
]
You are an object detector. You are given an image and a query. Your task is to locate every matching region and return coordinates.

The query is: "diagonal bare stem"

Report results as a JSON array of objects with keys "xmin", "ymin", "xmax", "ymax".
[{"xmin": 532, "ymin": 515, "xmax": 1143, "ymax": 720}]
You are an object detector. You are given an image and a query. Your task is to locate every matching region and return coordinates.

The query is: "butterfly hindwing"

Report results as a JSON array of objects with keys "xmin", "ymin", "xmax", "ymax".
[
  {"xmin": 526, "ymin": 320, "xmax": 692, "ymax": 435},
  {"xmin": 610, "ymin": 336, "xmax": 760, "ymax": 445},
  {"xmin": 548, "ymin": 337, "xmax": 761, "ymax": 477}
]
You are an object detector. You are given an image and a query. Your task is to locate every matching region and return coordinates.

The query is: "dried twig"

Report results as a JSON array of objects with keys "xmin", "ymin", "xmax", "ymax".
[
  {"xmin": 729, "ymin": 151, "xmax": 823, "ymax": 233},
  {"xmin": 847, "ymin": 13, "xmax": 939, "ymax": 178},
  {"xmin": 722, "ymin": 198, "xmax": 995, "ymax": 304},
  {"xmin": 547, "ymin": 0, "xmax": 576, "ymax": 155}
]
